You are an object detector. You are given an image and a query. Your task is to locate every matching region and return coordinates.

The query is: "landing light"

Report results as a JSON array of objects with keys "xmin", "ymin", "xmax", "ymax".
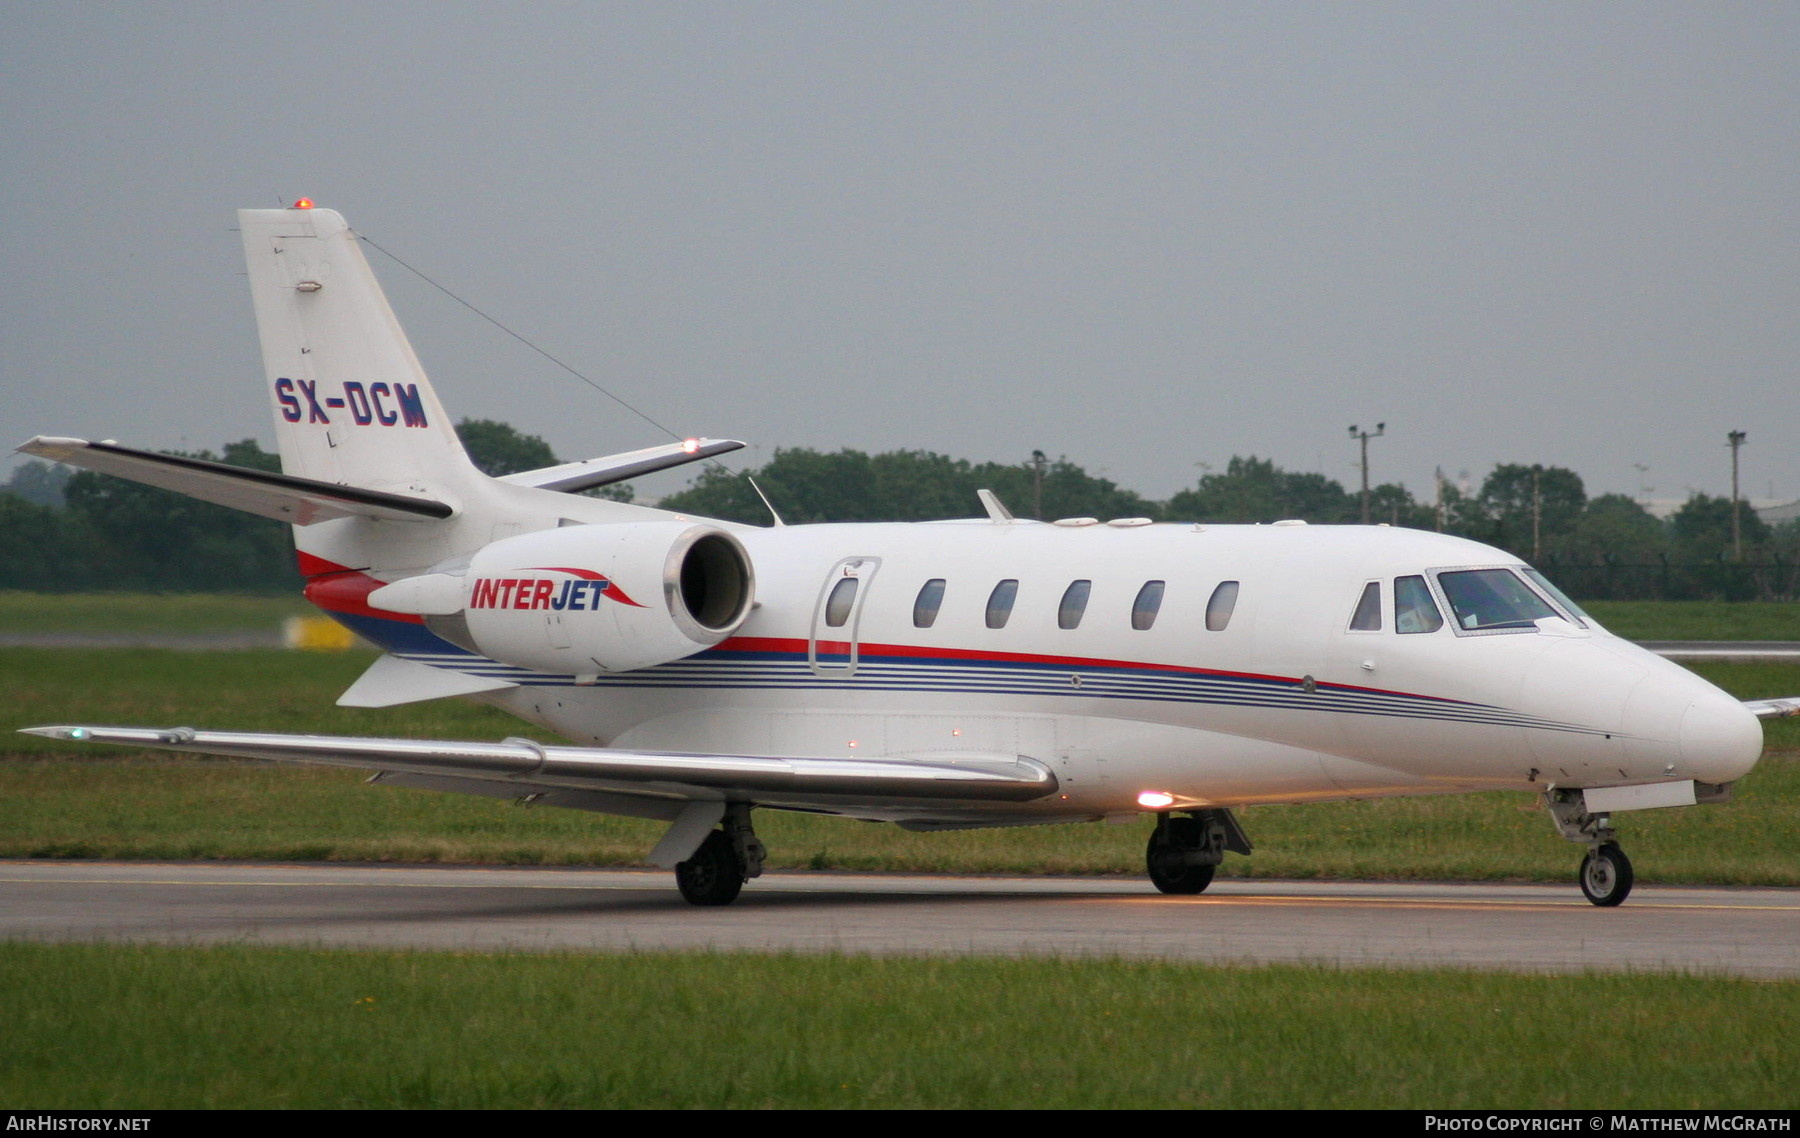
[
  {"xmin": 1136, "ymin": 791, "xmax": 1175, "ymax": 809},
  {"xmin": 292, "ymin": 198, "xmax": 315, "ymax": 209},
  {"xmin": 681, "ymin": 438, "xmax": 700, "ymax": 454}
]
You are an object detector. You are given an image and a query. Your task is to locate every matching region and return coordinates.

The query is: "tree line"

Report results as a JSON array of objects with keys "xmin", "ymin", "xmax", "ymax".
[
  {"xmin": 0, "ymin": 421, "xmax": 622, "ymax": 593},
  {"xmin": 3, "ymin": 423, "xmax": 1794, "ymax": 599}
]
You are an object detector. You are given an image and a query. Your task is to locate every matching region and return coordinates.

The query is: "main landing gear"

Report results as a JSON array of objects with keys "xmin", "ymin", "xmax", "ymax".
[
  {"xmin": 674, "ymin": 803, "xmax": 766, "ymax": 906},
  {"xmin": 1544, "ymin": 790, "xmax": 1633, "ymax": 907},
  {"xmin": 1146, "ymin": 809, "xmax": 1253, "ymax": 895}
]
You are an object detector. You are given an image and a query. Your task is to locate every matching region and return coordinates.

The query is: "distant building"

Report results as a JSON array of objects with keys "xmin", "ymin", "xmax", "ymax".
[
  {"xmin": 1756, "ymin": 499, "xmax": 1800, "ymax": 526},
  {"xmin": 1638, "ymin": 498, "xmax": 1793, "ymax": 522}
]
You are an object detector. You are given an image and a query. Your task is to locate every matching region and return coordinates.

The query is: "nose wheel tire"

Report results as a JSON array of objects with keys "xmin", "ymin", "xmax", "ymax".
[
  {"xmin": 1579, "ymin": 841, "xmax": 1633, "ymax": 907},
  {"xmin": 675, "ymin": 829, "xmax": 746, "ymax": 906}
]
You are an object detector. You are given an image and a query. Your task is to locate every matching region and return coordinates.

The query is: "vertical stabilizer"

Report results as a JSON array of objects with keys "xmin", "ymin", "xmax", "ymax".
[{"xmin": 239, "ymin": 205, "xmax": 479, "ymax": 496}]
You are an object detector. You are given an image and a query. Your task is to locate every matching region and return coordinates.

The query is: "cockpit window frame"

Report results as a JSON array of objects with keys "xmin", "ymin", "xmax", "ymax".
[{"xmin": 1424, "ymin": 563, "xmax": 1584, "ymax": 637}]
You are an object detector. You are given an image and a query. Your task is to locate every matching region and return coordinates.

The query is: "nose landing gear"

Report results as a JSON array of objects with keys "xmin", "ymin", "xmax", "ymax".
[
  {"xmin": 1578, "ymin": 841, "xmax": 1634, "ymax": 907},
  {"xmin": 1545, "ymin": 790, "xmax": 1633, "ymax": 907}
]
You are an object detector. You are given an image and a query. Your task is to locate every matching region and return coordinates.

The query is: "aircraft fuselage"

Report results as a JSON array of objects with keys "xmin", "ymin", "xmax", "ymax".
[{"xmin": 335, "ymin": 516, "xmax": 1761, "ymax": 826}]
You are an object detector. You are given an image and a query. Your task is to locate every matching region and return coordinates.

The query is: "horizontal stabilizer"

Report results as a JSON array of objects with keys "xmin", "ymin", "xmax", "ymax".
[
  {"xmin": 1742, "ymin": 696, "xmax": 1800, "ymax": 719},
  {"xmin": 337, "ymin": 654, "xmax": 517, "ymax": 708},
  {"xmin": 16, "ymin": 437, "xmax": 452, "ymax": 525},
  {"xmin": 22, "ymin": 725, "xmax": 1058, "ymax": 803},
  {"xmin": 500, "ymin": 439, "xmax": 745, "ymax": 494}
]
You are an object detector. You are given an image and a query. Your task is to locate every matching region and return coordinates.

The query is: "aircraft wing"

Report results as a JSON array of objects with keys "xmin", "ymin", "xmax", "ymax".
[
  {"xmin": 499, "ymin": 439, "xmax": 745, "ymax": 494},
  {"xmin": 15, "ymin": 437, "xmax": 451, "ymax": 525},
  {"xmin": 19, "ymin": 726, "xmax": 1059, "ymax": 811},
  {"xmin": 1741, "ymin": 697, "xmax": 1800, "ymax": 719}
]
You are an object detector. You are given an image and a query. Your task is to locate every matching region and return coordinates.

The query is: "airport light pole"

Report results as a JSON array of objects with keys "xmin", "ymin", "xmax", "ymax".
[
  {"xmin": 1530, "ymin": 464, "xmax": 1547, "ymax": 562},
  {"xmin": 1349, "ymin": 423, "xmax": 1385, "ymax": 525},
  {"xmin": 1728, "ymin": 430, "xmax": 1746, "ymax": 561}
]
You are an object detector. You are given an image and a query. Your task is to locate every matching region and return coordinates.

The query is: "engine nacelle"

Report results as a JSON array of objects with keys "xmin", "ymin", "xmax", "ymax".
[{"xmin": 402, "ymin": 522, "xmax": 754, "ymax": 674}]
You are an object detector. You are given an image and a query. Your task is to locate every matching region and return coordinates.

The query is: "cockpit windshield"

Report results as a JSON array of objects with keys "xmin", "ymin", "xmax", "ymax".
[
  {"xmin": 1521, "ymin": 567, "xmax": 1591, "ymax": 628},
  {"xmin": 1436, "ymin": 568, "xmax": 1559, "ymax": 631}
]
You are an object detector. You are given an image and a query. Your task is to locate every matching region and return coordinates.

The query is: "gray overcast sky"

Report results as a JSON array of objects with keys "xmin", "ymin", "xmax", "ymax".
[{"xmin": 4, "ymin": 2, "xmax": 1798, "ymax": 508}]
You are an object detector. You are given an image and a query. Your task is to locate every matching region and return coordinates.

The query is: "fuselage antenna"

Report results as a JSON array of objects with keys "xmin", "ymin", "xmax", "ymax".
[{"xmin": 748, "ymin": 476, "xmax": 785, "ymax": 527}]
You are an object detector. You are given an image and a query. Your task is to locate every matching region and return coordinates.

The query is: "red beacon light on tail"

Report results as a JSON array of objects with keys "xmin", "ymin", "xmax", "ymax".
[{"xmin": 291, "ymin": 198, "xmax": 315, "ymax": 209}]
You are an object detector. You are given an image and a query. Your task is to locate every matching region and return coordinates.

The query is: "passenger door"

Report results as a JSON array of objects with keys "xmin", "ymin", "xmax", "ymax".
[{"xmin": 809, "ymin": 557, "xmax": 880, "ymax": 676}]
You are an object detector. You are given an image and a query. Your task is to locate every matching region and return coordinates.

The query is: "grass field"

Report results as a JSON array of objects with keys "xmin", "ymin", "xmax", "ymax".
[
  {"xmin": 1582, "ymin": 599, "xmax": 1800, "ymax": 641},
  {"xmin": 5, "ymin": 597, "xmax": 1798, "ymax": 1110},
  {"xmin": 3, "ymin": 943, "xmax": 1794, "ymax": 1110},
  {"xmin": 0, "ymin": 592, "xmax": 311, "ymax": 636}
]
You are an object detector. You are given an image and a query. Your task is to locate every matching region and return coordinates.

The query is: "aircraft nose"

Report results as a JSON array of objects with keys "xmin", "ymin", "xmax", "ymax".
[{"xmin": 1680, "ymin": 689, "xmax": 1764, "ymax": 784}]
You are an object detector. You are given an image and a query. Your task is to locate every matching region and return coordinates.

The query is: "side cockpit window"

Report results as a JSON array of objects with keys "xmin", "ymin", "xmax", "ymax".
[
  {"xmin": 1348, "ymin": 581, "xmax": 1381, "ymax": 631},
  {"xmin": 1394, "ymin": 575, "xmax": 1443, "ymax": 634}
]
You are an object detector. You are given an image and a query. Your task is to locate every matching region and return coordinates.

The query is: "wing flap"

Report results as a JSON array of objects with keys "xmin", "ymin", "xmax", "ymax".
[
  {"xmin": 21, "ymin": 725, "xmax": 1058, "ymax": 803},
  {"xmin": 366, "ymin": 771, "xmax": 692, "ymax": 820},
  {"xmin": 16, "ymin": 436, "xmax": 452, "ymax": 524}
]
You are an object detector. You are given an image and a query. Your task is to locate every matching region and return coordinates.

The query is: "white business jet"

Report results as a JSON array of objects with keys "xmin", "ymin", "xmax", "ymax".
[{"xmin": 20, "ymin": 203, "xmax": 1790, "ymax": 907}]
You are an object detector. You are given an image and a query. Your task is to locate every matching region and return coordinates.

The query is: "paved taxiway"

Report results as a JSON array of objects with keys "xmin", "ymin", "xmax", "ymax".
[{"xmin": 3, "ymin": 861, "xmax": 1797, "ymax": 977}]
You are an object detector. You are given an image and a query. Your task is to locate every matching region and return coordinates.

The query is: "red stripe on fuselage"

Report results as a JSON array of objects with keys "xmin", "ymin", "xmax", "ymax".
[{"xmin": 710, "ymin": 635, "xmax": 1466, "ymax": 704}]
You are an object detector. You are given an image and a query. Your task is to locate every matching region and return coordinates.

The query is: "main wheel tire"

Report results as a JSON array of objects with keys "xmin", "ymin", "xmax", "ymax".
[
  {"xmin": 1579, "ymin": 841, "xmax": 1634, "ymax": 907},
  {"xmin": 1146, "ymin": 818, "xmax": 1217, "ymax": 895},
  {"xmin": 675, "ymin": 829, "xmax": 745, "ymax": 907}
]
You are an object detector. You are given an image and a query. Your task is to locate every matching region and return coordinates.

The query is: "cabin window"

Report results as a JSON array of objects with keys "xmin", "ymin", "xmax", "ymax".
[
  {"xmin": 1348, "ymin": 581, "xmax": 1382, "ymax": 631},
  {"xmin": 823, "ymin": 577, "xmax": 859, "ymax": 628},
  {"xmin": 986, "ymin": 579, "xmax": 1019, "ymax": 629},
  {"xmin": 1394, "ymin": 575, "xmax": 1443, "ymax": 633},
  {"xmin": 1205, "ymin": 581, "xmax": 1239, "ymax": 632},
  {"xmin": 913, "ymin": 579, "xmax": 946, "ymax": 628},
  {"xmin": 1437, "ymin": 568, "xmax": 1557, "ymax": 631},
  {"xmin": 1058, "ymin": 580, "xmax": 1091, "ymax": 630},
  {"xmin": 1131, "ymin": 580, "xmax": 1165, "ymax": 631}
]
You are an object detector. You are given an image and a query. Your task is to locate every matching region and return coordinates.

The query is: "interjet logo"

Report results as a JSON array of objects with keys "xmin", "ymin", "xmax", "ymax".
[{"xmin": 470, "ymin": 568, "xmax": 644, "ymax": 611}]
